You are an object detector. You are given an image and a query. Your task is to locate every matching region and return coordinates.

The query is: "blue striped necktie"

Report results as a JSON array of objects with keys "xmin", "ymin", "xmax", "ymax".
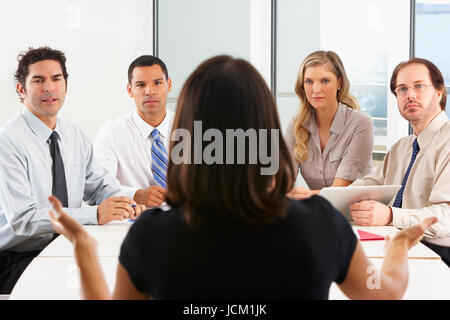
[
  {"xmin": 151, "ymin": 129, "xmax": 168, "ymax": 188},
  {"xmin": 392, "ymin": 138, "xmax": 420, "ymax": 208}
]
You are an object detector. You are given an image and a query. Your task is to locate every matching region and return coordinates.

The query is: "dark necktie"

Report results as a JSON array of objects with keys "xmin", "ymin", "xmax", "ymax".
[
  {"xmin": 49, "ymin": 131, "xmax": 68, "ymax": 207},
  {"xmin": 392, "ymin": 138, "xmax": 420, "ymax": 208}
]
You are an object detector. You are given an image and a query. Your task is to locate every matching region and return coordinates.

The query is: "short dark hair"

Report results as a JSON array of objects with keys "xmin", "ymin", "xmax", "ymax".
[
  {"xmin": 166, "ymin": 55, "xmax": 295, "ymax": 230},
  {"xmin": 15, "ymin": 46, "xmax": 69, "ymax": 102},
  {"xmin": 127, "ymin": 55, "xmax": 169, "ymax": 84},
  {"xmin": 390, "ymin": 57, "xmax": 447, "ymax": 110}
]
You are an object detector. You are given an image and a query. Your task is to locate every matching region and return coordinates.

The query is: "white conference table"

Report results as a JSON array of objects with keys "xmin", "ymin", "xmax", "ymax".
[
  {"xmin": 351, "ymin": 225, "xmax": 440, "ymax": 259},
  {"xmin": 38, "ymin": 222, "xmax": 132, "ymax": 258},
  {"xmin": 330, "ymin": 258, "xmax": 450, "ymax": 300},
  {"xmin": 9, "ymin": 222, "xmax": 449, "ymax": 300},
  {"xmin": 37, "ymin": 223, "xmax": 440, "ymax": 259}
]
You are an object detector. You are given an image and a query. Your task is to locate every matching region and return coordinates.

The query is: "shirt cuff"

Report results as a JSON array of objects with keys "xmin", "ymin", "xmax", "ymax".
[
  {"xmin": 392, "ymin": 206, "xmax": 409, "ymax": 230},
  {"xmin": 74, "ymin": 205, "xmax": 99, "ymax": 225}
]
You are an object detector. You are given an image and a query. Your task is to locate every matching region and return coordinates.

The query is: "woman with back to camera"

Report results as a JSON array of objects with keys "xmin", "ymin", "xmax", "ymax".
[
  {"xmin": 285, "ymin": 51, "xmax": 374, "ymax": 199},
  {"xmin": 48, "ymin": 55, "xmax": 436, "ymax": 299}
]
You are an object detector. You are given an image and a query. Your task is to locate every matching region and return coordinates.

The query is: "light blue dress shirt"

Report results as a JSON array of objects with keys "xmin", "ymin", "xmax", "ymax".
[{"xmin": 0, "ymin": 107, "xmax": 137, "ymax": 252}]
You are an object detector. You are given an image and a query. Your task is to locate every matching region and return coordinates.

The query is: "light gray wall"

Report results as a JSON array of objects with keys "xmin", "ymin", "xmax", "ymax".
[
  {"xmin": 158, "ymin": 0, "xmax": 252, "ymax": 112},
  {"xmin": 0, "ymin": 0, "xmax": 153, "ymax": 141}
]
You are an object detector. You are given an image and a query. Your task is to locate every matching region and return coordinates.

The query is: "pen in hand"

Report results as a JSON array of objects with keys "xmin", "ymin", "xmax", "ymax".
[
  {"xmin": 129, "ymin": 203, "xmax": 147, "ymax": 222},
  {"xmin": 130, "ymin": 204, "xmax": 137, "ymax": 220}
]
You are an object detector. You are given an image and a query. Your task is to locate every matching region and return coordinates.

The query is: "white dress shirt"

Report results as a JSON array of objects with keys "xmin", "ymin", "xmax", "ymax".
[
  {"xmin": 0, "ymin": 107, "xmax": 137, "ymax": 252},
  {"xmin": 94, "ymin": 109, "xmax": 175, "ymax": 189}
]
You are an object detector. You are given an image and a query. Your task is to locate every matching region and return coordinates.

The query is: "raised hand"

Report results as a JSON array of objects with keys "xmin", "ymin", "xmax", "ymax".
[
  {"xmin": 48, "ymin": 195, "xmax": 95, "ymax": 248},
  {"xmin": 385, "ymin": 216, "xmax": 438, "ymax": 250}
]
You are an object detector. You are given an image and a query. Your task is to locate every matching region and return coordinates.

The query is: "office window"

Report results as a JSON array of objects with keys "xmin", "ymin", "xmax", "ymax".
[
  {"xmin": 415, "ymin": 0, "xmax": 450, "ymax": 117},
  {"xmin": 276, "ymin": 0, "xmax": 411, "ymax": 170},
  {"xmin": 0, "ymin": 0, "xmax": 153, "ymax": 140},
  {"xmin": 157, "ymin": 0, "xmax": 271, "ymax": 111}
]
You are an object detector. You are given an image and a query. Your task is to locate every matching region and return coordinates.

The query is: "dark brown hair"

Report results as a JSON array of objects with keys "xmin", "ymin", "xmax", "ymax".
[
  {"xmin": 390, "ymin": 57, "xmax": 447, "ymax": 110},
  {"xmin": 127, "ymin": 55, "xmax": 169, "ymax": 84},
  {"xmin": 15, "ymin": 46, "xmax": 69, "ymax": 102},
  {"xmin": 166, "ymin": 55, "xmax": 295, "ymax": 230}
]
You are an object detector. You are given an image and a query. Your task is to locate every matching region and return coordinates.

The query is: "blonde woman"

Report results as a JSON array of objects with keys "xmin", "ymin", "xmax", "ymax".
[{"xmin": 285, "ymin": 51, "xmax": 374, "ymax": 199}]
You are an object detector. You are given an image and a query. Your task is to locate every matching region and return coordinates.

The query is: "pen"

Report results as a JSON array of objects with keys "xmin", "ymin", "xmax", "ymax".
[{"xmin": 128, "ymin": 204, "xmax": 137, "ymax": 222}]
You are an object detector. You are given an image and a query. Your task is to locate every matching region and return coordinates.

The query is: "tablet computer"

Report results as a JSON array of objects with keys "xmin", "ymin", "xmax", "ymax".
[{"xmin": 318, "ymin": 185, "xmax": 402, "ymax": 220}]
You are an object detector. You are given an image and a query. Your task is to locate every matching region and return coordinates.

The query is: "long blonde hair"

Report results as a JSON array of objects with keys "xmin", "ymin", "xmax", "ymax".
[{"xmin": 293, "ymin": 50, "xmax": 360, "ymax": 162}]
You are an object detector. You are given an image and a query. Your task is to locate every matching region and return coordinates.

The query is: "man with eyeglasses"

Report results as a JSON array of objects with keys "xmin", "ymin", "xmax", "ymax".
[{"xmin": 349, "ymin": 57, "xmax": 450, "ymax": 267}]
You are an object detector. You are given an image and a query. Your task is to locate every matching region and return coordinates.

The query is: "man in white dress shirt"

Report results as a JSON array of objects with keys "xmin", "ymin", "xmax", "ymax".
[{"xmin": 95, "ymin": 56, "xmax": 174, "ymax": 208}]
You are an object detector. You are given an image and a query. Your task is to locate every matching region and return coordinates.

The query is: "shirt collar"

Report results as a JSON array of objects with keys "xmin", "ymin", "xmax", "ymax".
[
  {"xmin": 329, "ymin": 103, "xmax": 347, "ymax": 135},
  {"xmin": 416, "ymin": 111, "xmax": 449, "ymax": 152},
  {"xmin": 307, "ymin": 102, "xmax": 346, "ymax": 135},
  {"xmin": 132, "ymin": 109, "xmax": 171, "ymax": 142},
  {"xmin": 306, "ymin": 115, "xmax": 317, "ymax": 135},
  {"xmin": 21, "ymin": 107, "xmax": 58, "ymax": 144}
]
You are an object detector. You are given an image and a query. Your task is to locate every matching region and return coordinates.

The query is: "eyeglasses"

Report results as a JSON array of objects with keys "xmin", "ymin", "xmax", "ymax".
[{"xmin": 394, "ymin": 83, "xmax": 434, "ymax": 96}]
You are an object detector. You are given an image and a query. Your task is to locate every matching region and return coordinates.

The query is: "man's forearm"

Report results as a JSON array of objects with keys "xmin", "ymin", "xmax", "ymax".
[{"xmin": 392, "ymin": 203, "xmax": 450, "ymax": 238}]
